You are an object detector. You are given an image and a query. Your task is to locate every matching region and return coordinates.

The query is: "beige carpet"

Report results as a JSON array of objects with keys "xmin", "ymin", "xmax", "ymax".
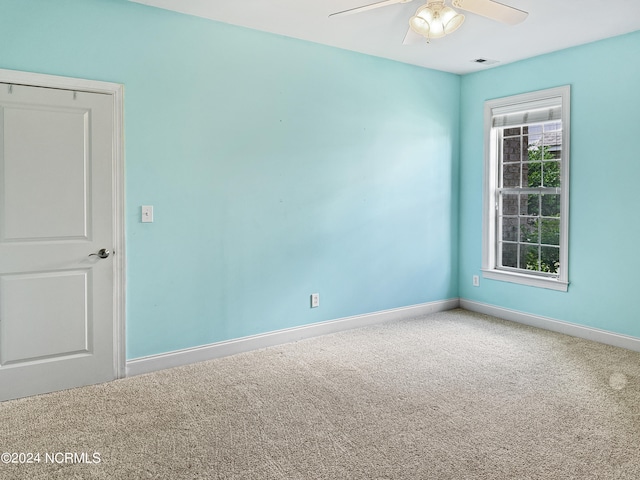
[{"xmin": 2, "ymin": 308, "xmax": 640, "ymax": 479}]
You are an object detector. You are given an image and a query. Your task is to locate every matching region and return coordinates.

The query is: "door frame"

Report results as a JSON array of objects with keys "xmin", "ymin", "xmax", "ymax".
[{"xmin": 0, "ymin": 68, "xmax": 126, "ymax": 379}]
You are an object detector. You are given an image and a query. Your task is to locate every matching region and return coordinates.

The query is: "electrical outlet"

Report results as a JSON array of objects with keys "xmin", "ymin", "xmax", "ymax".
[
  {"xmin": 310, "ymin": 293, "xmax": 320, "ymax": 308},
  {"xmin": 472, "ymin": 275, "xmax": 480, "ymax": 287}
]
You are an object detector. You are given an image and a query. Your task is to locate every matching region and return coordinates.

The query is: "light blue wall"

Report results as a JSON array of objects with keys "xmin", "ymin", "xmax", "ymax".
[
  {"xmin": 0, "ymin": 0, "xmax": 460, "ymax": 358},
  {"xmin": 459, "ymin": 31, "xmax": 640, "ymax": 337}
]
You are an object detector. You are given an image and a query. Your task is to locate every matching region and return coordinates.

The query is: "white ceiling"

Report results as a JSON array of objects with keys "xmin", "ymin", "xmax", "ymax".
[{"xmin": 130, "ymin": 0, "xmax": 640, "ymax": 74}]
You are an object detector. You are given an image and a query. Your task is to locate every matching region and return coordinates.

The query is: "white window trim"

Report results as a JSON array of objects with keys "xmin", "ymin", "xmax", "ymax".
[{"xmin": 482, "ymin": 86, "xmax": 571, "ymax": 292}]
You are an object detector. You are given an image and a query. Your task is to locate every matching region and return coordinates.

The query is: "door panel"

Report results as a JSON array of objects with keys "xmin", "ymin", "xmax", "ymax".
[
  {"xmin": 0, "ymin": 82, "xmax": 115, "ymax": 402},
  {"xmin": 0, "ymin": 270, "xmax": 90, "ymax": 365},
  {"xmin": 2, "ymin": 106, "xmax": 89, "ymax": 241}
]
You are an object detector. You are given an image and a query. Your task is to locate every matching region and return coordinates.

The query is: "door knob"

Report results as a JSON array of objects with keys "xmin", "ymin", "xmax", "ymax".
[{"xmin": 89, "ymin": 248, "xmax": 110, "ymax": 259}]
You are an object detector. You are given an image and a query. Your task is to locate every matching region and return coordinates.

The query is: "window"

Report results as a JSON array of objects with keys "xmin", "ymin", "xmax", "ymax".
[{"xmin": 482, "ymin": 86, "xmax": 570, "ymax": 291}]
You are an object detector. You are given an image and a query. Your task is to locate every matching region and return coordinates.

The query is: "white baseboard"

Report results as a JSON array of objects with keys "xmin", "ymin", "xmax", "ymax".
[
  {"xmin": 127, "ymin": 298, "xmax": 460, "ymax": 376},
  {"xmin": 460, "ymin": 299, "xmax": 640, "ymax": 353}
]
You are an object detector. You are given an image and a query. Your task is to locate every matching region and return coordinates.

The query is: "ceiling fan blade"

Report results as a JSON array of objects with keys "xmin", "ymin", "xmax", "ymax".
[
  {"xmin": 402, "ymin": 27, "xmax": 423, "ymax": 45},
  {"xmin": 329, "ymin": 0, "xmax": 408, "ymax": 18},
  {"xmin": 452, "ymin": 0, "xmax": 528, "ymax": 25}
]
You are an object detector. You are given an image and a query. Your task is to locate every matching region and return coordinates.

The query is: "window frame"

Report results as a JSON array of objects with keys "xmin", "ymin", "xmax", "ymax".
[{"xmin": 482, "ymin": 86, "xmax": 571, "ymax": 292}]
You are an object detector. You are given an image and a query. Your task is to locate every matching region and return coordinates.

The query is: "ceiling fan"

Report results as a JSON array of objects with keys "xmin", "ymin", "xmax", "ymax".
[{"xmin": 329, "ymin": 0, "xmax": 528, "ymax": 43}]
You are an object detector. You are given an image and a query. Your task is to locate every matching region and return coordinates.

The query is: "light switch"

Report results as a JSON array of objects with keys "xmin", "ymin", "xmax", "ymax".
[{"xmin": 141, "ymin": 205, "xmax": 153, "ymax": 223}]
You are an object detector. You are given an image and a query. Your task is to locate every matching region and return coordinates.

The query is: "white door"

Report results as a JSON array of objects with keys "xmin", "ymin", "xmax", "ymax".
[{"xmin": 0, "ymin": 82, "xmax": 116, "ymax": 402}]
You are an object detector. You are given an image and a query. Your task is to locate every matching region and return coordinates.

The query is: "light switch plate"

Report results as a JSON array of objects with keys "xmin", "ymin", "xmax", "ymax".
[{"xmin": 141, "ymin": 205, "xmax": 153, "ymax": 223}]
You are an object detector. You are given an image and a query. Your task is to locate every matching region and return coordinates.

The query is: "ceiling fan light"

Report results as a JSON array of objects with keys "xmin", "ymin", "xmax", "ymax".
[
  {"xmin": 439, "ymin": 6, "xmax": 455, "ymax": 21},
  {"xmin": 415, "ymin": 5, "xmax": 436, "ymax": 23},
  {"xmin": 409, "ymin": 15, "xmax": 431, "ymax": 36},
  {"xmin": 428, "ymin": 22, "xmax": 446, "ymax": 38},
  {"xmin": 409, "ymin": 1, "xmax": 465, "ymax": 40},
  {"xmin": 444, "ymin": 12, "xmax": 464, "ymax": 33}
]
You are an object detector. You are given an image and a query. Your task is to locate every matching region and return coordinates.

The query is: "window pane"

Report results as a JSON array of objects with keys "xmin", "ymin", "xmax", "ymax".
[
  {"xmin": 543, "ymin": 161, "xmax": 561, "ymax": 187},
  {"xmin": 520, "ymin": 217, "xmax": 538, "ymax": 243},
  {"xmin": 527, "ymin": 145, "xmax": 543, "ymax": 160},
  {"xmin": 541, "ymin": 218, "xmax": 560, "ymax": 245},
  {"xmin": 541, "ymin": 122, "xmax": 561, "ymax": 160},
  {"xmin": 524, "ymin": 162, "xmax": 542, "ymax": 187},
  {"xmin": 501, "ymin": 216, "xmax": 518, "ymax": 242},
  {"xmin": 525, "ymin": 128, "xmax": 541, "ymax": 161},
  {"xmin": 502, "ymin": 137, "xmax": 522, "ymax": 163},
  {"xmin": 541, "ymin": 194, "xmax": 560, "ymax": 217},
  {"xmin": 547, "ymin": 147, "xmax": 562, "ymax": 159},
  {"xmin": 502, "ymin": 193, "xmax": 519, "ymax": 215},
  {"xmin": 544, "ymin": 122, "xmax": 561, "ymax": 133},
  {"xmin": 502, "ymin": 164, "xmax": 521, "ymax": 187},
  {"xmin": 504, "ymin": 127, "xmax": 521, "ymax": 136},
  {"xmin": 522, "ymin": 135, "xmax": 531, "ymax": 161},
  {"xmin": 524, "ymin": 194, "xmax": 539, "ymax": 216},
  {"xmin": 501, "ymin": 242, "xmax": 518, "ymax": 268},
  {"xmin": 540, "ymin": 246, "xmax": 560, "ymax": 274},
  {"xmin": 521, "ymin": 244, "xmax": 539, "ymax": 271}
]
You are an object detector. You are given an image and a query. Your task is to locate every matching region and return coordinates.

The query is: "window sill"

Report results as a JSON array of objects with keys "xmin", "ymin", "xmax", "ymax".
[{"xmin": 481, "ymin": 269, "xmax": 568, "ymax": 292}]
